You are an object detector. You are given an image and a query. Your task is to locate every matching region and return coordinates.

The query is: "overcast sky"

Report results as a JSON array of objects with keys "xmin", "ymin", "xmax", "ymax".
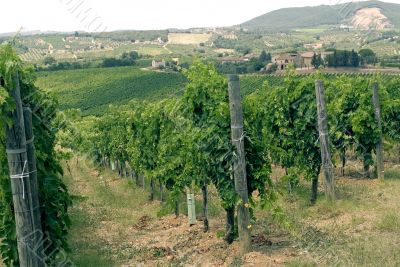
[{"xmin": 1, "ymin": 0, "xmax": 400, "ymax": 34}]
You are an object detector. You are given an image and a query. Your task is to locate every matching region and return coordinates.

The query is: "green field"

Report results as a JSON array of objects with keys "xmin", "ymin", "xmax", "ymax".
[
  {"xmin": 138, "ymin": 45, "xmax": 168, "ymax": 56},
  {"xmin": 36, "ymin": 66, "xmax": 399, "ymax": 116},
  {"xmin": 36, "ymin": 67, "xmax": 187, "ymax": 115},
  {"xmin": 35, "ymin": 67, "xmax": 285, "ymax": 116}
]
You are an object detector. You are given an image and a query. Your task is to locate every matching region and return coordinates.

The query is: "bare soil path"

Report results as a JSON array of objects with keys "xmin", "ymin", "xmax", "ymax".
[{"xmin": 64, "ymin": 159, "xmax": 400, "ymax": 266}]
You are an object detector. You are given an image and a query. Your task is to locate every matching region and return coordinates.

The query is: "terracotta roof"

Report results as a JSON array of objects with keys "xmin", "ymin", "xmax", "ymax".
[
  {"xmin": 273, "ymin": 53, "xmax": 299, "ymax": 60},
  {"xmin": 300, "ymin": 52, "xmax": 315, "ymax": 58}
]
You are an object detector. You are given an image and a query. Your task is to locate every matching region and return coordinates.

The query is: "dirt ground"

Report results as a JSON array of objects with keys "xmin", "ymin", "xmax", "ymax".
[{"xmin": 64, "ymin": 159, "xmax": 400, "ymax": 267}]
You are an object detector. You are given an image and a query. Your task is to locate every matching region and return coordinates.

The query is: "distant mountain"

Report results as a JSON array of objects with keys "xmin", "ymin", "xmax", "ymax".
[
  {"xmin": 241, "ymin": 1, "xmax": 400, "ymax": 31},
  {"xmin": 0, "ymin": 30, "xmax": 67, "ymax": 37}
]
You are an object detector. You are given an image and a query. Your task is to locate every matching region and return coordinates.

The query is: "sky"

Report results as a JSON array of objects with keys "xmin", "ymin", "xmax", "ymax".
[{"xmin": 1, "ymin": 0, "xmax": 400, "ymax": 34}]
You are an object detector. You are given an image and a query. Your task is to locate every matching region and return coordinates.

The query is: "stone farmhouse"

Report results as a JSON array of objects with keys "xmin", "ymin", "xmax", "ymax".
[
  {"xmin": 270, "ymin": 51, "xmax": 334, "ymax": 70},
  {"xmin": 300, "ymin": 52, "xmax": 315, "ymax": 68},
  {"xmin": 272, "ymin": 53, "xmax": 302, "ymax": 70},
  {"xmin": 152, "ymin": 59, "xmax": 166, "ymax": 69}
]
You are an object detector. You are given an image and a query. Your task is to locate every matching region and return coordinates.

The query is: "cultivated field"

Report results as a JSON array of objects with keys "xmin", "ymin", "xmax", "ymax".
[
  {"xmin": 168, "ymin": 33, "xmax": 212, "ymax": 45},
  {"xmin": 35, "ymin": 67, "xmax": 187, "ymax": 115}
]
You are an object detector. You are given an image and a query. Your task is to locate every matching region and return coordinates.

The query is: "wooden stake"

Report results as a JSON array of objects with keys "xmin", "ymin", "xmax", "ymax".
[
  {"xmin": 202, "ymin": 183, "xmax": 209, "ymax": 232},
  {"xmin": 150, "ymin": 177, "xmax": 155, "ymax": 201},
  {"xmin": 186, "ymin": 189, "xmax": 196, "ymax": 226},
  {"xmin": 224, "ymin": 206, "xmax": 235, "ymax": 244},
  {"xmin": 372, "ymin": 82, "xmax": 384, "ymax": 180},
  {"xmin": 174, "ymin": 199, "xmax": 179, "ymax": 218},
  {"xmin": 228, "ymin": 75, "xmax": 251, "ymax": 253},
  {"xmin": 310, "ymin": 174, "xmax": 319, "ymax": 205},
  {"xmin": 23, "ymin": 107, "xmax": 45, "ymax": 266},
  {"xmin": 315, "ymin": 80, "xmax": 335, "ymax": 201},
  {"xmin": 4, "ymin": 74, "xmax": 39, "ymax": 266},
  {"xmin": 159, "ymin": 178, "xmax": 164, "ymax": 202},
  {"xmin": 135, "ymin": 171, "xmax": 139, "ymax": 186}
]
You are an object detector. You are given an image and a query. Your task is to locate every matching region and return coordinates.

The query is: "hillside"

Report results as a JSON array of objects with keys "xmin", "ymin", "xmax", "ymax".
[
  {"xmin": 36, "ymin": 67, "xmax": 187, "ymax": 115},
  {"xmin": 241, "ymin": 1, "xmax": 400, "ymax": 31},
  {"xmin": 36, "ymin": 67, "xmax": 292, "ymax": 116}
]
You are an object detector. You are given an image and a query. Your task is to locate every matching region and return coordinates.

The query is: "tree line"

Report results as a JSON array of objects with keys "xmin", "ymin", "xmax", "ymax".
[
  {"xmin": 312, "ymin": 48, "xmax": 378, "ymax": 68},
  {"xmin": 37, "ymin": 51, "xmax": 140, "ymax": 71}
]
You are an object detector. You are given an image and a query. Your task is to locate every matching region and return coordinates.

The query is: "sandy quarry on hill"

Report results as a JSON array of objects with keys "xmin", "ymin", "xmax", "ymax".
[{"xmin": 351, "ymin": 7, "xmax": 393, "ymax": 30}]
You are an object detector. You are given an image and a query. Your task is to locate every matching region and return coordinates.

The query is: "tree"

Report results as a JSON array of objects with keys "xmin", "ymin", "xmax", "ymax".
[
  {"xmin": 326, "ymin": 50, "xmax": 359, "ymax": 68},
  {"xmin": 251, "ymin": 59, "xmax": 264, "ymax": 72},
  {"xmin": 311, "ymin": 53, "xmax": 323, "ymax": 68},
  {"xmin": 236, "ymin": 46, "xmax": 251, "ymax": 56},
  {"xmin": 343, "ymin": 50, "xmax": 350, "ymax": 67},
  {"xmin": 317, "ymin": 54, "xmax": 323, "ymax": 67},
  {"xmin": 122, "ymin": 51, "xmax": 139, "ymax": 60},
  {"xmin": 351, "ymin": 49, "xmax": 360, "ymax": 67},
  {"xmin": 359, "ymin": 49, "xmax": 377, "ymax": 65},
  {"xmin": 43, "ymin": 56, "xmax": 56, "ymax": 66},
  {"xmin": 102, "ymin": 51, "xmax": 138, "ymax": 67},
  {"xmin": 332, "ymin": 50, "xmax": 338, "ymax": 67},
  {"xmin": 259, "ymin": 50, "xmax": 271, "ymax": 63}
]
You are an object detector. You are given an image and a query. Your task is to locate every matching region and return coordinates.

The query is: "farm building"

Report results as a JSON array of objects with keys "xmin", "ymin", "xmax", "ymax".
[
  {"xmin": 272, "ymin": 51, "xmax": 335, "ymax": 70},
  {"xmin": 300, "ymin": 52, "xmax": 315, "ymax": 68},
  {"xmin": 152, "ymin": 59, "xmax": 166, "ymax": 68},
  {"xmin": 272, "ymin": 53, "xmax": 302, "ymax": 70}
]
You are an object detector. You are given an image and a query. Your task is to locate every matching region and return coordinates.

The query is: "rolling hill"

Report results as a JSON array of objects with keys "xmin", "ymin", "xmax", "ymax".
[
  {"xmin": 241, "ymin": 1, "xmax": 400, "ymax": 31},
  {"xmin": 35, "ymin": 67, "xmax": 289, "ymax": 116},
  {"xmin": 36, "ymin": 67, "xmax": 187, "ymax": 115}
]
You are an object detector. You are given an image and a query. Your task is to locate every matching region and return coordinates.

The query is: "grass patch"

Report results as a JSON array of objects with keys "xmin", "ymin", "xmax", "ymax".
[
  {"xmin": 378, "ymin": 212, "xmax": 400, "ymax": 232},
  {"xmin": 71, "ymin": 251, "xmax": 114, "ymax": 267},
  {"xmin": 286, "ymin": 258, "xmax": 317, "ymax": 267},
  {"xmin": 229, "ymin": 255, "xmax": 244, "ymax": 267},
  {"xmin": 138, "ymin": 46, "xmax": 167, "ymax": 56},
  {"xmin": 351, "ymin": 215, "xmax": 366, "ymax": 227},
  {"xmin": 343, "ymin": 234, "xmax": 400, "ymax": 266},
  {"xmin": 63, "ymin": 159, "xmax": 161, "ymax": 266},
  {"xmin": 385, "ymin": 169, "xmax": 400, "ymax": 180}
]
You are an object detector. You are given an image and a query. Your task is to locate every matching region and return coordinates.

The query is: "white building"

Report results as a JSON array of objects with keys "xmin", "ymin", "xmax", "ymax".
[{"xmin": 152, "ymin": 59, "xmax": 166, "ymax": 68}]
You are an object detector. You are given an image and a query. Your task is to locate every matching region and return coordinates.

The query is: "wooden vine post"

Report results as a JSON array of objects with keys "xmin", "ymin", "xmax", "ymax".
[
  {"xmin": 23, "ymin": 107, "xmax": 45, "ymax": 265},
  {"xmin": 4, "ymin": 74, "xmax": 42, "ymax": 266},
  {"xmin": 201, "ymin": 181, "xmax": 209, "ymax": 232},
  {"xmin": 159, "ymin": 179, "xmax": 164, "ymax": 202},
  {"xmin": 186, "ymin": 188, "xmax": 196, "ymax": 226},
  {"xmin": 150, "ymin": 177, "xmax": 155, "ymax": 201},
  {"xmin": 228, "ymin": 75, "xmax": 251, "ymax": 253},
  {"xmin": 372, "ymin": 82, "xmax": 384, "ymax": 180},
  {"xmin": 315, "ymin": 80, "xmax": 335, "ymax": 201},
  {"xmin": 174, "ymin": 198, "xmax": 179, "ymax": 218}
]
